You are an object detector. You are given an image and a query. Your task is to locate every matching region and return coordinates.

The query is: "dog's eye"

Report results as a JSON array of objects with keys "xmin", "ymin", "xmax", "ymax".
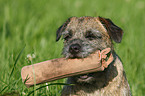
[
  {"xmin": 63, "ymin": 30, "xmax": 72, "ymax": 41},
  {"xmin": 85, "ymin": 31, "xmax": 102, "ymax": 40},
  {"xmin": 96, "ymin": 33, "xmax": 102, "ymax": 39},
  {"xmin": 64, "ymin": 35, "xmax": 71, "ymax": 40},
  {"xmin": 85, "ymin": 31, "xmax": 97, "ymax": 40}
]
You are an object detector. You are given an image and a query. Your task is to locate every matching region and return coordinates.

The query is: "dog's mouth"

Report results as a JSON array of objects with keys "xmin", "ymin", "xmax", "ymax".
[{"xmin": 69, "ymin": 53, "xmax": 95, "ymax": 81}]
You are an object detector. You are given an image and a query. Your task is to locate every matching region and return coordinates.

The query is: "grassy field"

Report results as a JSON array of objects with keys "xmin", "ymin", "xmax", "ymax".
[{"xmin": 0, "ymin": 0, "xmax": 144, "ymax": 95}]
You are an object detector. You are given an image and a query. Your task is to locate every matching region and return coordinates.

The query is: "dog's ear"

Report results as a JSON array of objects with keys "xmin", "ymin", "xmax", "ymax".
[
  {"xmin": 56, "ymin": 18, "xmax": 71, "ymax": 41},
  {"xmin": 98, "ymin": 16, "xmax": 123, "ymax": 43}
]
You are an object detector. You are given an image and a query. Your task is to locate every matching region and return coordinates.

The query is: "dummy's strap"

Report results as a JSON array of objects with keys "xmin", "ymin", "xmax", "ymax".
[{"xmin": 99, "ymin": 48, "xmax": 114, "ymax": 69}]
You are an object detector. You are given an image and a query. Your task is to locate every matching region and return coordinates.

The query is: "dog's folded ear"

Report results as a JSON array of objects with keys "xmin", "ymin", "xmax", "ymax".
[
  {"xmin": 98, "ymin": 16, "xmax": 123, "ymax": 43},
  {"xmin": 56, "ymin": 25, "xmax": 63, "ymax": 41},
  {"xmin": 56, "ymin": 18, "xmax": 71, "ymax": 41}
]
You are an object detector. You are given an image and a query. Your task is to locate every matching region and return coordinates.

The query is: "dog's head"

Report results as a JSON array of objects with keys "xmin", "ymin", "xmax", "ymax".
[
  {"xmin": 56, "ymin": 16, "xmax": 123, "ymax": 84},
  {"xmin": 56, "ymin": 16, "xmax": 123, "ymax": 58}
]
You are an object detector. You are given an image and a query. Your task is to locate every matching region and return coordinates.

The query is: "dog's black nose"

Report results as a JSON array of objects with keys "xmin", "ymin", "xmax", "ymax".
[{"xmin": 69, "ymin": 44, "xmax": 81, "ymax": 54}]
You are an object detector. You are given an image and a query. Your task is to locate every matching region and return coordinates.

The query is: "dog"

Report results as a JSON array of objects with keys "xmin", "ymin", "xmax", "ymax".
[{"xmin": 56, "ymin": 16, "xmax": 131, "ymax": 96}]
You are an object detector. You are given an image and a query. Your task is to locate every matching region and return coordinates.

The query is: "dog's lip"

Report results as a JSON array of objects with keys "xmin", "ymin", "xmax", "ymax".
[
  {"xmin": 69, "ymin": 54, "xmax": 82, "ymax": 59},
  {"xmin": 79, "ymin": 73, "xmax": 94, "ymax": 79},
  {"xmin": 79, "ymin": 75, "xmax": 88, "ymax": 79},
  {"xmin": 69, "ymin": 52, "xmax": 90, "ymax": 59}
]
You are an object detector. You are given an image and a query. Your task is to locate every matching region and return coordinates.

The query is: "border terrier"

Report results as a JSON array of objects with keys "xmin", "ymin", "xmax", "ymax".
[{"xmin": 56, "ymin": 16, "xmax": 131, "ymax": 96}]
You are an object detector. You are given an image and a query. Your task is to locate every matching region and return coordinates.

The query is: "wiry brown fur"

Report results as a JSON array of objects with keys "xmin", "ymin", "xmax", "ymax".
[{"xmin": 56, "ymin": 16, "xmax": 131, "ymax": 96}]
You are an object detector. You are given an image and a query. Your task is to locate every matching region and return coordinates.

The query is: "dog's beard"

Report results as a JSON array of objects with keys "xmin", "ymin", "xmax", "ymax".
[{"xmin": 62, "ymin": 44, "xmax": 95, "ymax": 58}]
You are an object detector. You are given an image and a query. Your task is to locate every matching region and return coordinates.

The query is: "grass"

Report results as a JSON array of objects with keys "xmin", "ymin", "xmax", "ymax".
[{"xmin": 0, "ymin": 0, "xmax": 144, "ymax": 95}]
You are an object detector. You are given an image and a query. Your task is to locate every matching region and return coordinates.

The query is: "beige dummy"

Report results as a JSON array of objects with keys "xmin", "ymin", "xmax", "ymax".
[{"xmin": 21, "ymin": 48, "xmax": 113, "ymax": 88}]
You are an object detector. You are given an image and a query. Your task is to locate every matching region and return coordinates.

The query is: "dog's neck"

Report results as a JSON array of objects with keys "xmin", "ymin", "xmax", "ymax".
[
  {"xmin": 61, "ymin": 51, "xmax": 130, "ymax": 96},
  {"xmin": 67, "ymin": 51, "xmax": 119, "ymax": 89}
]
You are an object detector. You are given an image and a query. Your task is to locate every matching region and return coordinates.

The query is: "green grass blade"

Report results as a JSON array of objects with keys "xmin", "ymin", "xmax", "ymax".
[
  {"xmin": 27, "ymin": 83, "xmax": 74, "ymax": 96},
  {"xmin": 23, "ymin": 74, "xmax": 30, "ymax": 84},
  {"xmin": 9, "ymin": 45, "xmax": 26, "ymax": 79},
  {"xmin": 0, "ymin": 85, "xmax": 9, "ymax": 94},
  {"xmin": 0, "ymin": 77, "xmax": 21, "ymax": 93}
]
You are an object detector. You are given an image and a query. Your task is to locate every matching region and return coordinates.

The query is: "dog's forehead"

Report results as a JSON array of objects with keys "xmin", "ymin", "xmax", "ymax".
[{"xmin": 66, "ymin": 17, "xmax": 107, "ymax": 33}]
